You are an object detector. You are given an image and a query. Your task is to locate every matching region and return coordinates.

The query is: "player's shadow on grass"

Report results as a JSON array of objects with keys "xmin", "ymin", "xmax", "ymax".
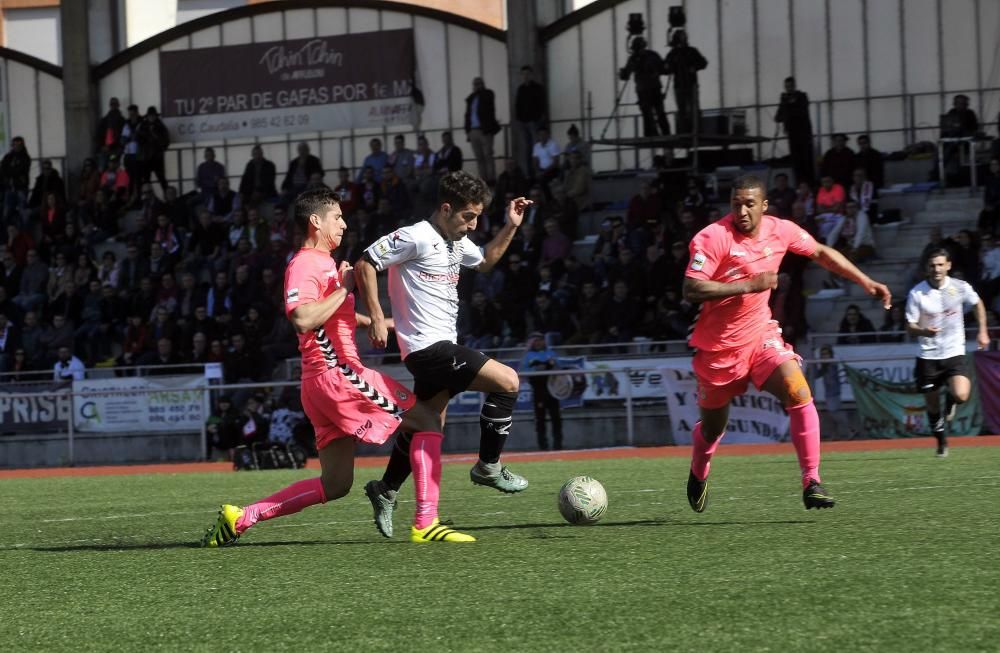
[
  {"xmin": 463, "ymin": 518, "xmax": 670, "ymax": 531},
  {"xmin": 28, "ymin": 539, "xmax": 386, "ymax": 552}
]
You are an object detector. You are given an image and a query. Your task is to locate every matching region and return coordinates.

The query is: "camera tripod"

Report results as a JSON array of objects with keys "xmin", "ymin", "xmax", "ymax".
[{"xmin": 600, "ymin": 71, "xmax": 672, "ymax": 141}]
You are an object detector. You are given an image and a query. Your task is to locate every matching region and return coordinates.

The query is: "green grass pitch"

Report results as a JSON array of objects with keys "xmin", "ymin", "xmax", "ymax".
[{"xmin": 2, "ymin": 447, "xmax": 999, "ymax": 652}]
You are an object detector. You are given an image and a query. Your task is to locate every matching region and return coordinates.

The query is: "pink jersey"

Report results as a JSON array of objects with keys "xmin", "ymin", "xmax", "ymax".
[
  {"xmin": 686, "ymin": 214, "xmax": 817, "ymax": 351},
  {"xmin": 284, "ymin": 248, "xmax": 359, "ymax": 379}
]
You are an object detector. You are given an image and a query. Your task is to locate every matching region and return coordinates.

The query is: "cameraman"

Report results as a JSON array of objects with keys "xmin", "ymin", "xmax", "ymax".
[
  {"xmin": 663, "ymin": 30, "xmax": 708, "ymax": 134},
  {"xmin": 619, "ymin": 37, "xmax": 670, "ymax": 137}
]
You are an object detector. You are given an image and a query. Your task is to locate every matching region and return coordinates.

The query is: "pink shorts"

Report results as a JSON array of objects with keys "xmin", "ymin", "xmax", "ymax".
[
  {"xmin": 300, "ymin": 365, "xmax": 416, "ymax": 450},
  {"xmin": 692, "ymin": 322, "xmax": 801, "ymax": 409}
]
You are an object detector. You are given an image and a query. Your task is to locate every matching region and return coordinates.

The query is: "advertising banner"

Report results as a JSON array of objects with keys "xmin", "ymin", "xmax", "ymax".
[
  {"xmin": 661, "ymin": 367, "xmax": 790, "ymax": 444},
  {"xmin": 843, "ymin": 364, "xmax": 980, "ymax": 437},
  {"xmin": 72, "ymin": 376, "xmax": 207, "ymax": 433},
  {"xmin": 159, "ymin": 29, "xmax": 417, "ymax": 142},
  {"xmin": 0, "ymin": 380, "xmax": 71, "ymax": 433},
  {"xmin": 448, "ymin": 357, "xmax": 588, "ymax": 415}
]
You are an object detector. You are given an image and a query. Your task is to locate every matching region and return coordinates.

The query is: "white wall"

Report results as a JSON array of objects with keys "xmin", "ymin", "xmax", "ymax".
[
  {"xmin": 125, "ymin": 0, "xmax": 178, "ymax": 47},
  {"xmin": 4, "ymin": 8, "xmax": 62, "ymax": 65},
  {"xmin": 98, "ymin": 4, "xmax": 510, "ymax": 193},
  {"xmin": 547, "ymin": 0, "xmax": 1000, "ymax": 169},
  {"xmin": 0, "ymin": 58, "xmax": 66, "ymax": 176},
  {"xmin": 176, "ymin": 0, "xmax": 245, "ymax": 26}
]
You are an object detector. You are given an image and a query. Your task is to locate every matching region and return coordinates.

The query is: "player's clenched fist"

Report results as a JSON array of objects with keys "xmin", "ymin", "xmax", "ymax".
[
  {"xmin": 339, "ymin": 260, "xmax": 355, "ymax": 292},
  {"xmin": 746, "ymin": 271, "xmax": 778, "ymax": 293}
]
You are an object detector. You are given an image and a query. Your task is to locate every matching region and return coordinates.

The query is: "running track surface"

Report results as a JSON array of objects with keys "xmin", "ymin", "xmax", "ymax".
[{"xmin": 3, "ymin": 436, "xmax": 999, "ymax": 480}]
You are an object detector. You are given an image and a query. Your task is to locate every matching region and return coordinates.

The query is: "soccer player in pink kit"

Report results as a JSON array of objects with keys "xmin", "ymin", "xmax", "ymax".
[
  {"xmin": 683, "ymin": 175, "xmax": 892, "ymax": 511},
  {"xmin": 200, "ymin": 188, "xmax": 474, "ymax": 545}
]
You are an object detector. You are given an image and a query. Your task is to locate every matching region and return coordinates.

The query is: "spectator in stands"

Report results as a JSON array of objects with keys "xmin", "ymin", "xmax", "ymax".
[
  {"xmin": 28, "ymin": 159, "xmax": 65, "ymax": 215},
  {"xmin": 837, "ymin": 304, "xmax": 877, "ymax": 344},
  {"xmin": 849, "ymin": 167, "xmax": 877, "ymax": 222},
  {"xmin": 96, "ymin": 97, "xmax": 125, "ymax": 164},
  {"xmin": 514, "ymin": 65, "xmax": 547, "ymax": 171},
  {"xmin": 13, "ymin": 248, "xmax": 48, "ymax": 313},
  {"xmin": 767, "ymin": 172, "xmax": 797, "ymax": 218},
  {"xmin": 99, "ymin": 154, "xmax": 130, "ymax": 199},
  {"xmin": 627, "ymin": 181, "xmax": 661, "ymax": 231},
  {"xmin": 196, "ymin": 147, "xmax": 226, "ymax": 204},
  {"xmin": 331, "ymin": 166, "xmax": 360, "ymax": 215},
  {"xmin": 53, "ymin": 345, "xmax": 85, "ymax": 381},
  {"xmin": 775, "ymin": 77, "xmax": 814, "ymax": 185},
  {"xmin": 21, "ymin": 310, "xmax": 45, "ymax": 368},
  {"xmin": 77, "ymin": 158, "xmax": 100, "ymax": 205},
  {"xmin": 224, "ymin": 332, "xmax": 267, "ymax": 404},
  {"xmin": 854, "ymin": 134, "xmax": 884, "ymax": 190},
  {"xmin": 1, "ymin": 136, "xmax": 31, "ymax": 224},
  {"xmin": 981, "ymin": 158, "xmax": 1000, "ymax": 236},
  {"xmin": 75, "ymin": 280, "xmax": 106, "ymax": 363},
  {"xmin": 434, "ymin": 130, "xmax": 464, "ymax": 175},
  {"xmin": 604, "ymin": 280, "xmax": 639, "ymax": 345},
  {"xmin": 0, "ymin": 311, "xmax": 17, "ymax": 371},
  {"xmin": 979, "ymin": 232, "xmax": 1000, "ymax": 308},
  {"xmin": 0, "ymin": 285, "xmax": 20, "ymax": 325},
  {"xmin": 682, "ymin": 176, "xmax": 707, "ymax": 218},
  {"xmin": 565, "ymin": 281, "xmax": 605, "ymax": 347},
  {"xmin": 282, "ymin": 142, "xmax": 323, "ymax": 201},
  {"xmin": 832, "ymin": 200, "xmax": 875, "ymax": 263},
  {"xmin": 140, "ymin": 337, "xmax": 184, "ymax": 375},
  {"xmin": 388, "ymin": 134, "xmax": 415, "ymax": 184},
  {"xmin": 541, "ymin": 218, "xmax": 572, "ymax": 269},
  {"xmin": 138, "ymin": 107, "xmax": 170, "ymax": 193},
  {"xmin": 531, "ymin": 290, "xmax": 570, "ymax": 347},
  {"xmin": 47, "ymin": 250, "xmax": 74, "ymax": 299},
  {"xmin": 5, "ymin": 225, "xmax": 32, "ymax": 267},
  {"xmin": 237, "ymin": 145, "xmax": 277, "ymax": 207},
  {"xmin": 358, "ymin": 138, "xmax": 388, "ymax": 183},
  {"xmin": 520, "ymin": 186, "xmax": 550, "ymax": 229},
  {"xmin": 465, "ymin": 77, "xmax": 500, "ymax": 183},
  {"xmin": 117, "ymin": 313, "xmax": 151, "ymax": 368},
  {"xmin": 531, "ymin": 125, "xmax": 561, "ymax": 190},
  {"xmin": 563, "ymin": 151, "xmax": 592, "ymax": 214},
  {"xmin": 206, "ymin": 270, "xmax": 232, "ymax": 318},
  {"xmin": 942, "ymin": 94, "xmax": 979, "ymax": 138},
  {"xmin": 458, "ymin": 290, "xmax": 502, "ymax": 350},
  {"xmin": 878, "ymin": 304, "xmax": 907, "ymax": 343},
  {"xmin": 563, "ymin": 124, "xmax": 591, "ymax": 168},
  {"xmin": 379, "ymin": 165, "xmax": 411, "ymax": 220},
  {"xmin": 496, "ymin": 158, "xmax": 530, "ymax": 209},
  {"xmin": 814, "ymin": 175, "xmax": 846, "ymax": 246},
  {"xmin": 795, "ymin": 180, "xmax": 816, "ymax": 218},
  {"xmin": 820, "ymin": 133, "xmax": 855, "ymax": 189},
  {"xmin": 118, "ymin": 105, "xmax": 144, "ymax": 200},
  {"xmin": 948, "ymin": 229, "xmax": 980, "ymax": 282},
  {"xmin": 357, "ymin": 166, "xmax": 380, "ymax": 214},
  {"xmin": 209, "ymin": 177, "xmax": 239, "ymax": 220}
]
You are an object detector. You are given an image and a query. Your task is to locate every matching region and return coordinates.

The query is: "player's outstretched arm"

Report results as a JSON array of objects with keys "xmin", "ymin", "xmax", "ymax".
[
  {"xmin": 682, "ymin": 272, "xmax": 777, "ymax": 302},
  {"xmin": 355, "ymin": 257, "xmax": 390, "ymax": 348},
  {"xmin": 810, "ymin": 244, "xmax": 891, "ymax": 309},
  {"xmin": 478, "ymin": 197, "xmax": 532, "ymax": 273},
  {"xmin": 975, "ymin": 300, "xmax": 990, "ymax": 349}
]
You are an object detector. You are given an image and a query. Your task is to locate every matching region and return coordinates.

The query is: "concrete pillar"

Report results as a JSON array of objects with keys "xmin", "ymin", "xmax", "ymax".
[
  {"xmin": 505, "ymin": 0, "xmax": 546, "ymax": 176},
  {"xmin": 60, "ymin": 0, "xmax": 96, "ymax": 195}
]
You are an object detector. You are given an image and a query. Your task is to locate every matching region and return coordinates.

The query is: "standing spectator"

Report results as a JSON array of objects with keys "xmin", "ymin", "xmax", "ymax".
[
  {"xmin": 619, "ymin": 37, "xmax": 669, "ymax": 136},
  {"xmin": 521, "ymin": 332, "xmax": 563, "ymax": 451},
  {"xmin": 95, "ymin": 97, "xmax": 125, "ymax": 163},
  {"xmin": 820, "ymin": 133, "xmax": 855, "ymax": 189},
  {"xmin": 563, "ymin": 151, "xmax": 592, "ymax": 214},
  {"xmin": 1, "ymin": 136, "xmax": 31, "ymax": 224},
  {"xmin": 53, "ymin": 345, "xmax": 86, "ymax": 381},
  {"xmin": 663, "ymin": 30, "xmax": 708, "ymax": 134},
  {"xmin": 412, "ymin": 135, "xmax": 438, "ymax": 208},
  {"xmin": 854, "ymin": 134, "xmax": 885, "ymax": 190},
  {"xmin": 531, "ymin": 126, "xmax": 561, "ymax": 190},
  {"xmin": 464, "ymin": 77, "xmax": 500, "ymax": 183},
  {"xmin": 239, "ymin": 145, "xmax": 277, "ymax": 206},
  {"xmin": 388, "ymin": 134, "xmax": 415, "ymax": 184},
  {"xmin": 197, "ymin": 147, "xmax": 227, "ymax": 205},
  {"xmin": 138, "ymin": 107, "xmax": 170, "ymax": 193},
  {"xmin": 837, "ymin": 304, "xmax": 877, "ymax": 344},
  {"xmin": 767, "ymin": 172, "xmax": 797, "ymax": 218},
  {"xmin": 120, "ymin": 105, "xmax": 144, "ymax": 200},
  {"xmin": 434, "ymin": 131, "xmax": 464, "ymax": 175},
  {"xmin": 514, "ymin": 65, "xmax": 547, "ymax": 173},
  {"xmin": 775, "ymin": 77, "xmax": 814, "ymax": 185},
  {"xmin": 282, "ymin": 142, "xmax": 323, "ymax": 200},
  {"xmin": 28, "ymin": 159, "xmax": 66, "ymax": 214},
  {"xmin": 358, "ymin": 138, "xmax": 389, "ymax": 183}
]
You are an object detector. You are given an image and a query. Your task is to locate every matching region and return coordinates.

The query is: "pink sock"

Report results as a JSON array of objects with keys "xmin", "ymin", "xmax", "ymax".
[
  {"xmin": 410, "ymin": 431, "xmax": 443, "ymax": 529},
  {"xmin": 690, "ymin": 421, "xmax": 724, "ymax": 481},
  {"xmin": 235, "ymin": 477, "xmax": 327, "ymax": 534},
  {"xmin": 788, "ymin": 400, "xmax": 822, "ymax": 488}
]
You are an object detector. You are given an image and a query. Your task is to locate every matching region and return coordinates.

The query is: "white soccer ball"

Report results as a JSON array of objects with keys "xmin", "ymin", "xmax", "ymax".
[{"xmin": 558, "ymin": 476, "xmax": 608, "ymax": 525}]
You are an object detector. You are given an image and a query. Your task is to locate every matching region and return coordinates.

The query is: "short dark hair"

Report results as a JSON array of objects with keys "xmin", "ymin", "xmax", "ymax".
[
  {"xmin": 731, "ymin": 174, "xmax": 766, "ymax": 194},
  {"xmin": 926, "ymin": 247, "xmax": 951, "ymax": 263},
  {"xmin": 438, "ymin": 171, "xmax": 491, "ymax": 210},
  {"xmin": 294, "ymin": 187, "xmax": 342, "ymax": 233}
]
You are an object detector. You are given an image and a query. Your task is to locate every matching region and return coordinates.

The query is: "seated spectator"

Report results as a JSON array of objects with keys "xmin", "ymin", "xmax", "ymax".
[
  {"xmin": 0, "ymin": 311, "xmax": 18, "ymax": 372},
  {"xmin": 854, "ymin": 134, "xmax": 884, "ymax": 189},
  {"xmin": 74, "ymin": 279, "xmax": 107, "ymax": 363},
  {"xmin": 140, "ymin": 337, "xmax": 185, "ymax": 374},
  {"xmin": 208, "ymin": 177, "xmax": 239, "ymax": 220},
  {"xmin": 239, "ymin": 145, "xmax": 278, "ymax": 206},
  {"xmin": 540, "ymin": 218, "xmax": 572, "ymax": 270},
  {"xmin": 531, "ymin": 125, "xmax": 561, "ymax": 189},
  {"xmin": 837, "ymin": 304, "xmax": 877, "ymax": 344},
  {"xmin": 433, "ymin": 131, "xmax": 463, "ymax": 174},
  {"xmin": 206, "ymin": 394, "xmax": 241, "ymax": 459},
  {"xmin": 789, "ymin": 200, "xmax": 818, "ymax": 239},
  {"xmin": 28, "ymin": 159, "xmax": 66, "ymax": 214},
  {"xmin": 848, "ymin": 167, "xmax": 877, "ymax": 220},
  {"xmin": 388, "ymin": 134, "xmax": 415, "ymax": 183},
  {"xmin": 99, "ymin": 154, "xmax": 130, "ymax": 197},
  {"xmin": 53, "ymin": 345, "xmax": 85, "ymax": 380},
  {"xmin": 357, "ymin": 166, "xmax": 380, "ymax": 214},
  {"xmin": 283, "ymin": 142, "xmax": 323, "ymax": 199},
  {"xmin": 795, "ymin": 180, "xmax": 816, "ymax": 218},
  {"xmin": 267, "ymin": 395, "xmax": 306, "ymax": 446},
  {"xmin": 879, "ymin": 304, "xmax": 907, "ymax": 343},
  {"xmin": 20, "ymin": 311, "xmax": 45, "ymax": 368},
  {"xmin": 379, "ymin": 164, "xmax": 411, "ymax": 220},
  {"xmin": 562, "ymin": 123, "xmax": 591, "ymax": 168},
  {"xmin": 563, "ymin": 151, "xmax": 592, "ymax": 214},
  {"xmin": 530, "ymin": 290, "xmax": 570, "ymax": 347},
  {"xmin": 495, "ymin": 158, "xmax": 530, "ymax": 208},
  {"xmin": 831, "ymin": 200, "xmax": 875, "ymax": 263},
  {"xmin": 627, "ymin": 182, "xmax": 661, "ymax": 231},
  {"xmin": 767, "ymin": 172, "xmax": 797, "ymax": 217},
  {"xmin": 814, "ymin": 175, "xmax": 846, "ymax": 246},
  {"xmin": 13, "ymin": 248, "xmax": 48, "ymax": 313},
  {"xmin": 682, "ymin": 176, "xmax": 707, "ymax": 217},
  {"xmin": 820, "ymin": 133, "xmax": 855, "ymax": 189},
  {"xmin": 566, "ymin": 281, "xmax": 605, "ymax": 346},
  {"xmin": 197, "ymin": 147, "xmax": 227, "ymax": 204},
  {"xmin": 77, "ymin": 158, "xmax": 101, "ymax": 205},
  {"xmin": 604, "ymin": 280, "xmax": 640, "ymax": 345},
  {"xmin": 238, "ymin": 393, "xmax": 271, "ymax": 447},
  {"xmin": 331, "ymin": 166, "xmax": 360, "ymax": 214},
  {"xmin": 459, "ymin": 290, "xmax": 502, "ymax": 350},
  {"xmin": 358, "ymin": 138, "xmax": 389, "ymax": 183}
]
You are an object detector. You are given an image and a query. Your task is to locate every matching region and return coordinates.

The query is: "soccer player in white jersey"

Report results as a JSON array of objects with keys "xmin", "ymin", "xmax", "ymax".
[
  {"xmin": 905, "ymin": 248, "xmax": 990, "ymax": 457},
  {"xmin": 356, "ymin": 170, "xmax": 532, "ymax": 537}
]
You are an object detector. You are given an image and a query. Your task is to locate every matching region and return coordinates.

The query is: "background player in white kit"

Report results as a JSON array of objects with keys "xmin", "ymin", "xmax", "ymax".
[
  {"xmin": 905, "ymin": 248, "xmax": 989, "ymax": 457},
  {"xmin": 356, "ymin": 170, "xmax": 532, "ymax": 537}
]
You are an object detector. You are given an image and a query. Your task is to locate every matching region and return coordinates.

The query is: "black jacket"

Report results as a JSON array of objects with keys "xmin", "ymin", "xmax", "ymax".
[
  {"xmin": 464, "ymin": 89, "xmax": 500, "ymax": 136},
  {"xmin": 515, "ymin": 81, "xmax": 546, "ymax": 123},
  {"xmin": 240, "ymin": 158, "xmax": 278, "ymax": 198}
]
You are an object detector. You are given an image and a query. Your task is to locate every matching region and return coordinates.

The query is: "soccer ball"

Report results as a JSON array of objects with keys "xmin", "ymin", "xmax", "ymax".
[{"xmin": 558, "ymin": 476, "xmax": 608, "ymax": 525}]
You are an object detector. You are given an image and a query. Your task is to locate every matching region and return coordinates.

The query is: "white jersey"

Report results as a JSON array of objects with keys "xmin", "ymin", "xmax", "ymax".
[
  {"xmin": 905, "ymin": 277, "xmax": 980, "ymax": 359},
  {"xmin": 364, "ymin": 220, "xmax": 484, "ymax": 359}
]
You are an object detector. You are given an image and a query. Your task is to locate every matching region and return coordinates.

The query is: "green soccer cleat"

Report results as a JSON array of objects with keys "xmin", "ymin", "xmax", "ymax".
[
  {"xmin": 687, "ymin": 470, "xmax": 709, "ymax": 513},
  {"xmin": 364, "ymin": 480, "xmax": 397, "ymax": 538},
  {"xmin": 200, "ymin": 504, "xmax": 244, "ymax": 548},
  {"xmin": 470, "ymin": 463, "xmax": 528, "ymax": 493},
  {"xmin": 803, "ymin": 480, "xmax": 836, "ymax": 510},
  {"xmin": 410, "ymin": 518, "xmax": 476, "ymax": 543}
]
